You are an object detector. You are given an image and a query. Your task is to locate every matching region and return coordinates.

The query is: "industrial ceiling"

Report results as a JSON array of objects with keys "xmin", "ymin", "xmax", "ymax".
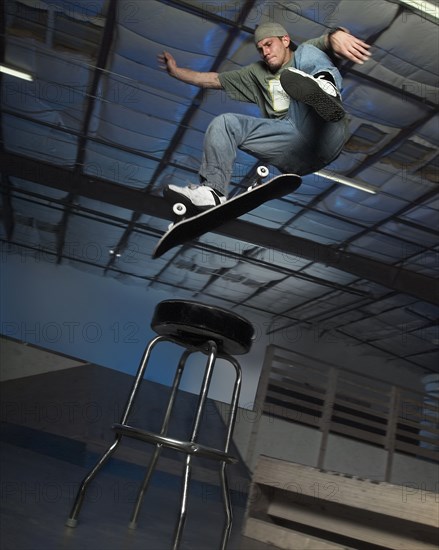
[{"xmin": 1, "ymin": 0, "xmax": 438, "ymax": 378}]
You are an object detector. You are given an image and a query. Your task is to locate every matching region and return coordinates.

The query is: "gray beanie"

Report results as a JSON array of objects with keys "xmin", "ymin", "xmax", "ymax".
[{"xmin": 254, "ymin": 22, "xmax": 289, "ymax": 44}]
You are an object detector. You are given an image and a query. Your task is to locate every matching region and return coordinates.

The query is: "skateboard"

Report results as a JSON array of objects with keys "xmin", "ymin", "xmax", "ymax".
[{"xmin": 152, "ymin": 167, "xmax": 301, "ymax": 259}]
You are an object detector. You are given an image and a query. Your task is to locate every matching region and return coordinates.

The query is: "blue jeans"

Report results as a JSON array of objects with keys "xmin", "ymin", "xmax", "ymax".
[{"xmin": 199, "ymin": 44, "xmax": 349, "ymax": 193}]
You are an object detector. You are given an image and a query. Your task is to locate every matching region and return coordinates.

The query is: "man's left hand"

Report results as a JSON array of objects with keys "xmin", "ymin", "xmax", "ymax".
[{"xmin": 329, "ymin": 29, "xmax": 372, "ymax": 64}]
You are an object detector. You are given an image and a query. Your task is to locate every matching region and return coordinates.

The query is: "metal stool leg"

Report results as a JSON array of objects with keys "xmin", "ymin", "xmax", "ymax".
[
  {"xmin": 65, "ymin": 436, "xmax": 122, "ymax": 527},
  {"xmin": 189, "ymin": 341, "xmax": 218, "ymax": 440},
  {"xmin": 219, "ymin": 355, "xmax": 242, "ymax": 550},
  {"xmin": 172, "ymin": 340, "xmax": 218, "ymax": 549},
  {"xmin": 172, "ymin": 454, "xmax": 193, "ymax": 550},
  {"xmin": 219, "ymin": 462, "xmax": 233, "ymax": 550},
  {"xmin": 129, "ymin": 349, "xmax": 192, "ymax": 529}
]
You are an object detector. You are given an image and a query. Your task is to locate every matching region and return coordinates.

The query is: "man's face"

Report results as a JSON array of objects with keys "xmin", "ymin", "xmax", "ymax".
[{"xmin": 256, "ymin": 35, "xmax": 291, "ymax": 72}]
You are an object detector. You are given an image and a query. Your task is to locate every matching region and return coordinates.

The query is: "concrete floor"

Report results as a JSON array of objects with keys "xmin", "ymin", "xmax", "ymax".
[{"xmin": 0, "ymin": 439, "xmax": 277, "ymax": 550}]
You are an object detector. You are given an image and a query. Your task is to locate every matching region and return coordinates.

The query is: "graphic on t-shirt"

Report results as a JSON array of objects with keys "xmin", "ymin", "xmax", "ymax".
[{"xmin": 270, "ymin": 79, "xmax": 290, "ymax": 112}]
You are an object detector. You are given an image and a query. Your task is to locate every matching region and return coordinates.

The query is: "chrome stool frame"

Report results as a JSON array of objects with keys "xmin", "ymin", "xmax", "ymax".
[{"xmin": 66, "ymin": 300, "xmax": 254, "ymax": 550}]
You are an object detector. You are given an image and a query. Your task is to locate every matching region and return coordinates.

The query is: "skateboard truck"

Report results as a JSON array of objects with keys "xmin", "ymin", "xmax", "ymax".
[{"xmin": 248, "ymin": 165, "xmax": 269, "ymax": 190}]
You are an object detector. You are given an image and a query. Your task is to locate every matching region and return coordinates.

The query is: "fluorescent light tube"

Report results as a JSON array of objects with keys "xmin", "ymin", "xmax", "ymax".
[
  {"xmin": 0, "ymin": 65, "xmax": 33, "ymax": 81},
  {"xmin": 315, "ymin": 170, "xmax": 377, "ymax": 194}
]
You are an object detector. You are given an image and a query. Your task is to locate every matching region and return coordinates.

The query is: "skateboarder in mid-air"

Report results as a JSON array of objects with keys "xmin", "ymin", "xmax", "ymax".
[{"xmin": 158, "ymin": 22, "xmax": 371, "ymax": 211}]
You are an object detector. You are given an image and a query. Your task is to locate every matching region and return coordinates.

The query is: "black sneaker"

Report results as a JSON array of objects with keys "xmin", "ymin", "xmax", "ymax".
[{"xmin": 280, "ymin": 68, "xmax": 345, "ymax": 122}]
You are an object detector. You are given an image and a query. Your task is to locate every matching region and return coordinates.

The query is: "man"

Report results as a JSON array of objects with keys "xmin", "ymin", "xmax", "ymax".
[{"xmin": 158, "ymin": 22, "xmax": 371, "ymax": 209}]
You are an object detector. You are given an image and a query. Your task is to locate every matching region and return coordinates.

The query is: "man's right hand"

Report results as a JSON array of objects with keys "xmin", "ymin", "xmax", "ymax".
[
  {"xmin": 157, "ymin": 50, "xmax": 222, "ymax": 89},
  {"xmin": 158, "ymin": 50, "xmax": 178, "ymax": 77}
]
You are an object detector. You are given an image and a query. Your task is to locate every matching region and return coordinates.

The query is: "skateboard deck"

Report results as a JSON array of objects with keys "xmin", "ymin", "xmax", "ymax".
[{"xmin": 153, "ymin": 173, "xmax": 301, "ymax": 259}]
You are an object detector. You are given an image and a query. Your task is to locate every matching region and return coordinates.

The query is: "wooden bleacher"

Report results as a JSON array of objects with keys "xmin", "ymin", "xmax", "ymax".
[{"xmin": 244, "ymin": 455, "xmax": 439, "ymax": 550}]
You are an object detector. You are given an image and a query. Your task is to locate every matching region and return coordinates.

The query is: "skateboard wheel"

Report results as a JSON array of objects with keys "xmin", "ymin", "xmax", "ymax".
[
  {"xmin": 257, "ymin": 166, "xmax": 269, "ymax": 178},
  {"xmin": 173, "ymin": 203, "xmax": 186, "ymax": 216}
]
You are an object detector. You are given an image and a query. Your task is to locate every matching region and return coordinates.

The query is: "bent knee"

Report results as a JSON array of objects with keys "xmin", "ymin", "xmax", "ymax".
[{"xmin": 208, "ymin": 113, "xmax": 239, "ymax": 129}]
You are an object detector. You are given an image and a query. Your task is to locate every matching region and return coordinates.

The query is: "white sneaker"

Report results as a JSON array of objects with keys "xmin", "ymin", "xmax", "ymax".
[
  {"xmin": 280, "ymin": 68, "xmax": 345, "ymax": 122},
  {"xmin": 164, "ymin": 183, "xmax": 226, "ymax": 210}
]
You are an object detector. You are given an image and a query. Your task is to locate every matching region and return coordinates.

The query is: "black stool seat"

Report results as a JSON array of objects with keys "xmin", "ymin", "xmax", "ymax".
[{"xmin": 152, "ymin": 300, "xmax": 254, "ymax": 355}]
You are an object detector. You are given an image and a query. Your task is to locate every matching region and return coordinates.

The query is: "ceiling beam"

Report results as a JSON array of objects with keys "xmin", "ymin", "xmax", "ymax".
[
  {"xmin": 56, "ymin": 0, "xmax": 118, "ymax": 264},
  {"xmin": 1, "ymin": 152, "xmax": 437, "ymax": 305},
  {"xmin": 208, "ymin": 219, "xmax": 438, "ymax": 306},
  {"xmin": 0, "ymin": 152, "xmax": 170, "ymax": 213}
]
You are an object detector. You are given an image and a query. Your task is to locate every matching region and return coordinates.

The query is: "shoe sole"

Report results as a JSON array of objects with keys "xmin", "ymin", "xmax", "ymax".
[{"xmin": 280, "ymin": 71, "xmax": 345, "ymax": 122}]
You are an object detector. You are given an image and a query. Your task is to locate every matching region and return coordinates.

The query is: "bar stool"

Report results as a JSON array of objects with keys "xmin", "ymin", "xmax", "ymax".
[{"xmin": 66, "ymin": 299, "xmax": 254, "ymax": 549}]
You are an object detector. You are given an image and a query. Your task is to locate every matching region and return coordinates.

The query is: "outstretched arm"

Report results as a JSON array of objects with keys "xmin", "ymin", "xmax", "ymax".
[
  {"xmin": 327, "ymin": 28, "xmax": 372, "ymax": 64},
  {"xmin": 158, "ymin": 51, "xmax": 223, "ymax": 88}
]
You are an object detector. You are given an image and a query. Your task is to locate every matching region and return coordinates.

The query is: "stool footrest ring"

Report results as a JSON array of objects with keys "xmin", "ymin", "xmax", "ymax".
[{"xmin": 112, "ymin": 424, "xmax": 237, "ymax": 464}]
